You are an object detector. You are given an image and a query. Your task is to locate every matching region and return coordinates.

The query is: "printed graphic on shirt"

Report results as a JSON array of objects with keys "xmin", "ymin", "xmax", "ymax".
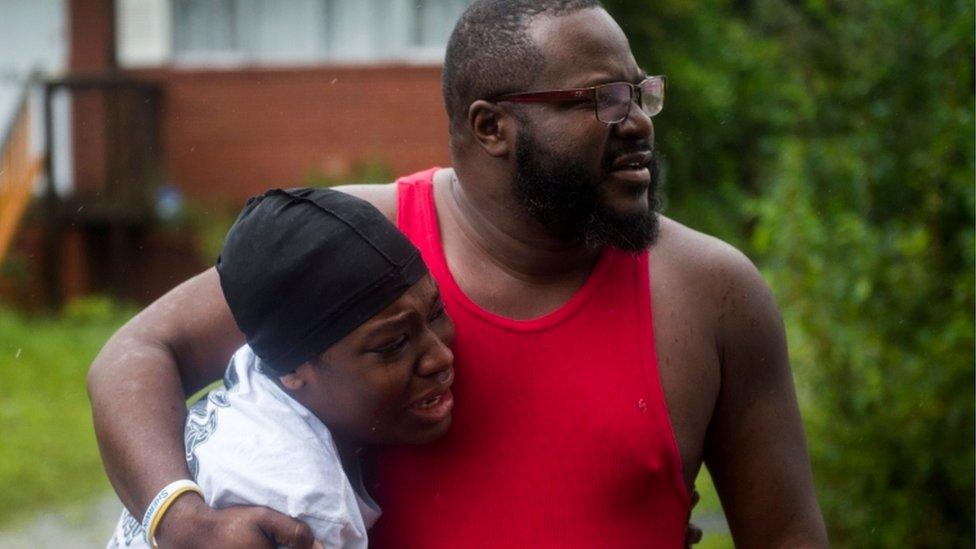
[
  {"xmin": 117, "ymin": 508, "xmax": 142, "ymax": 546},
  {"xmin": 185, "ymin": 389, "xmax": 230, "ymax": 478}
]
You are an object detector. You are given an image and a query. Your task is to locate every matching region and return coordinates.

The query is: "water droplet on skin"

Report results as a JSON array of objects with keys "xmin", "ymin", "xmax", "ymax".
[{"xmin": 637, "ymin": 398, "xmax": 647, "ymax": 412}]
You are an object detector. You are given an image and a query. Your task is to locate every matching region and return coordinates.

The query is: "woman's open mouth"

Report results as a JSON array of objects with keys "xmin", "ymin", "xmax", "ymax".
[{"xmin": 407, "ymin": 388, "xmax": 455, "ymax": 424}]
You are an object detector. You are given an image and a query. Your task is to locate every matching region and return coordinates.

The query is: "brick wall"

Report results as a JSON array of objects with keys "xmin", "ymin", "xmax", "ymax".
[
  {"xmin": 5, "ymin": 1, "xmax": 456, "ymax": 308},
  {"xmin": 129, "ymin": 64, "xmax": 453, "ymax": 205}
]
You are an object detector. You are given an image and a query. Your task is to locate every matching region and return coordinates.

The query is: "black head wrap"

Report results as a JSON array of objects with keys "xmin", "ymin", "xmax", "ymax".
[{"xmin": 216, "ymin": 188, "xmax": 427, "ymax": 375}]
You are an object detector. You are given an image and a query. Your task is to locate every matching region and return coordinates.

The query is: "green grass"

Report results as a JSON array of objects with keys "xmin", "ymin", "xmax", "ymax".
[
  {"xmin": 0, "ymin": 297, "xmax": 135, "ymax": 526},
  {"xmin": 691, "ymin": 467, "xmax": 734, "ymax": 548}
]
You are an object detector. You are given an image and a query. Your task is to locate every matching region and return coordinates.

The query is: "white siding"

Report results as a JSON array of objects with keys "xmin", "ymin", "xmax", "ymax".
[
  {"xmin": 116, "ymin": 0, "xmax": 172, "ymax": 66},
  {"xmin": 117, "ymin": 0, "xmax": 471, "ymax": 67}
]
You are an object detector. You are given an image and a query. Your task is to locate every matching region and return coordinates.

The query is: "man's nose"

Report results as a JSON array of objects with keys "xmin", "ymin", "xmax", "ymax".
[{"xmin": 613, "ymin": 101, "xmax": 654, "ymax": 143}]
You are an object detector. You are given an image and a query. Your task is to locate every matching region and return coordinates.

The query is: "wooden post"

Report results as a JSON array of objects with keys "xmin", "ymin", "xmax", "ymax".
[{"xmin": 40, "ymin": 84, "xmax": 62, "ymax": 310}]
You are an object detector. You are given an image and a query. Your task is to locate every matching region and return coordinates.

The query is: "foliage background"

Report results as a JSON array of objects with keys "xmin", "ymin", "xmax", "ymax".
[{"xmin": 604, "ymin": 0, "xmax": 975, "ymax": 546}]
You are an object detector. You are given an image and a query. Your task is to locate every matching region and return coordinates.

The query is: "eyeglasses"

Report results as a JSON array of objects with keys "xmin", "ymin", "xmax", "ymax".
[{"xmin": 491, "ymin": 75, "xmax": 666, "ymax": 125}]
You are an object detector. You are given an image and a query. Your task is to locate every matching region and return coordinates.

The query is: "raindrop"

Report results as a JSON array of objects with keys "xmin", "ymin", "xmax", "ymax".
[
  {"xmin": 15, "ymin": 348, "xmax": 21, "ymax": 359},
  {"xmin": 637, "ymin": 398, "xmax": 647, "ymax": 412}
]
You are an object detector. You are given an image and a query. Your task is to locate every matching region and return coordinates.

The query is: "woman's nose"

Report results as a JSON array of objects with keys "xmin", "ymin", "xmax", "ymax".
[{"xmin": 417, "ymin": 331, "xmax": 454, "ymax": 378}]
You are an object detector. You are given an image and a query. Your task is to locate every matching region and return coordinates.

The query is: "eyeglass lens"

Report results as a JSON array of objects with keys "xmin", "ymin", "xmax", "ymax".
[{"xmin": 595, "ymin": 79, "xmax": 664, "ymax": 124}]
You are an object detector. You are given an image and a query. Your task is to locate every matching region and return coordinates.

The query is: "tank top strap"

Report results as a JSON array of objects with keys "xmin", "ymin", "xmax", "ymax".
[{"xmin": 395, "ymin": 167, "xmax": 440, "ymax": 259}]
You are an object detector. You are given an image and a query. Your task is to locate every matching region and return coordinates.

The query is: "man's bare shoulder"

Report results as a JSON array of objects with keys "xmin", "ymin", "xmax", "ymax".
[
  {"xmin": 332, "ymin": 182, "xmax": 398, "ymax": 222},
  {"xmin": 653, "ymin": 215, "xmax": 762, "ymax": 291},
  {"xmin": 654, "ymin": 214, "xmax": 784, "ymax": 357}
]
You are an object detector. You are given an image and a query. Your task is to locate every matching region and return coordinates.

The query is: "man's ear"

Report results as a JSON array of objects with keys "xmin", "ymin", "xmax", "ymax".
[{"xmin": 467, "ymin": 100, "xmax": 513, "ymax": 157}]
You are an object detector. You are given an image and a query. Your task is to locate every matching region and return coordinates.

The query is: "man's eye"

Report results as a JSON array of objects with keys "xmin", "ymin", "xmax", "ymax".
[{"xmin": 372, "ymin": 335, "xmax": 408, "ymax": 355}]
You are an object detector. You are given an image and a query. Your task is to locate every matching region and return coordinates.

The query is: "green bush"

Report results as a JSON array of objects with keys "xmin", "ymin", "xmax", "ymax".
[
  {"xmin": 607, "ymin": 0, "xmax": 974, "ymax": 545},
  {"xmin": 168, "ymin": 157, "xmax": 397, "ymax": 265},
  {"xmin": 302, "ymin": 157, "xmax": 395, "ymax": 188}
]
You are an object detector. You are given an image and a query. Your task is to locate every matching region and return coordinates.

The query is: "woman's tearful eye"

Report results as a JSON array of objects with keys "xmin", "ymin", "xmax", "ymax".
[
  {"xmin": 429, "ymin": 304, "xmax": 447, "ymax": 323},
  {"xmin": 372, "ymin": 334, "xmax": 408, "ymax": 356}
]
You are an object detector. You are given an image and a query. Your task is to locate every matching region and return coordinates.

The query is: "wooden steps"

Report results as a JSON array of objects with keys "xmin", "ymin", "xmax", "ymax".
[{"xmin": 0, "ymin": 91, "xmax": 43, "ymax": 265}]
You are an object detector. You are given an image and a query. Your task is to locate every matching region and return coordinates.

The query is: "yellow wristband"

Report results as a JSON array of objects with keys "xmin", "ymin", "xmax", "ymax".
[{"xmin": 142, "ymin": 479, "xmax": 204, "ymax": 547}]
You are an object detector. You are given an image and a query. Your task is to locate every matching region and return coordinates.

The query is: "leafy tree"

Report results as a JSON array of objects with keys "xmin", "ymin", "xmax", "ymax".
[{"xmin": 606, "ymin": 0, "xmax": 975, "ymax": 545}]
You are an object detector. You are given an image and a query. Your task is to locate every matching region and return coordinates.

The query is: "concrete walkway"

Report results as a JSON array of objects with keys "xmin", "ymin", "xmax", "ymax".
[{"xmin": 0, "ymin": 493, "xmax": 121, "ymax": 549}]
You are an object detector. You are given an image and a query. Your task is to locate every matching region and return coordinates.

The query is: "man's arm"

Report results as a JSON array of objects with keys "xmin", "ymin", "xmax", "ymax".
[
  {"xmin": 87, "ymin": 183, "xmax": 395, "ymax": 546},
  {"xmin": 88, "ymin": 268, "xmax": 314, "ymax": 547},
  {"xmin": 703, "ymin": 250, "xmax": 828, "ymax": 547}
]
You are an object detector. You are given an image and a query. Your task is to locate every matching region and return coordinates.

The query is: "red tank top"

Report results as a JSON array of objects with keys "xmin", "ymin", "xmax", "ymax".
[{"xmin": 367, "ymin": 169, "xmax": 689, "ymax": 548}]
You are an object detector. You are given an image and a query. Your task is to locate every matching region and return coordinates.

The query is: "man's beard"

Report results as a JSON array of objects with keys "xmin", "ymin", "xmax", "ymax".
[{"xmin": 512, "ymin": 130, "xmax": 660, "ymax": 252}]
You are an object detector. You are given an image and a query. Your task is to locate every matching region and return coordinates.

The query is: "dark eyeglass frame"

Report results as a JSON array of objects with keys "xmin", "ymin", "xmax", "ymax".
[{"xmin": 490, "ymin": 75, "xmax": 667, "ymax": 125}]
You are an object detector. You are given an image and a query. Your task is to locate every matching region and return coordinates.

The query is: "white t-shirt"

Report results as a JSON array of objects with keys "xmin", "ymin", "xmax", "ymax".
[{"xmin": 107, "ymin": 345, "xmax": 381, "ymax": 548}]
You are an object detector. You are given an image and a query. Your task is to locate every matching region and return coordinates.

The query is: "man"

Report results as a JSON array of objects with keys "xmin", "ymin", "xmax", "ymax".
[{"xmin": 88, "ymin": 1, "xmax": 828, "ymax": 546}]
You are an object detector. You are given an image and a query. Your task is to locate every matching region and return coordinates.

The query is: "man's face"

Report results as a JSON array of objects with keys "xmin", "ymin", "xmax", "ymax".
[
  {"xmin": 513, "ymin": 114, "xmax": 659, "ymax": 251},
  {"xmin": 292, "ymin": 275, "xmax": 456, "ymax": 447},
  {"xmin": 510, "ymin": 8, "xmax": 660, "ymax": 250}
]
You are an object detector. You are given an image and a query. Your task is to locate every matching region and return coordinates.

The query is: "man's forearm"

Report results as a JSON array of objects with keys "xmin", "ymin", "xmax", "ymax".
[
  {"xmin": 88, "ymin": 334, "xmax": 195, "ymax": 518},
  {"xmin": 88, "ymin": 268, "xmax": 244, "ymax": 518},
  {"xmin": 88, "ymin": 323, "xmax": 316, "ymax": 548}
]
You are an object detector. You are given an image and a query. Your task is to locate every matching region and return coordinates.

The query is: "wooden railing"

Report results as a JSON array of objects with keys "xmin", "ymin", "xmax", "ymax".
[
  {"xmin": 0, "ymin": 87, "xmax": 43, "ymax": 265},
  {"xmin": 37, "ymin": 75, "xmax": 162, "ymax": 307},
  {"xmin": 41, "ymin": 75, "xmax": 161, "ymax": 222}
]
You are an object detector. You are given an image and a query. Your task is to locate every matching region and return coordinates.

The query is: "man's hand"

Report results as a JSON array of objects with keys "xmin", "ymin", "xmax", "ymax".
[
  {"xmin": 155, "ymin": 493, "xmax": 318, "ymax": 548},
  {"xmin": 685, "ymin": 487, "xmax": 703, "ymax": 548}
]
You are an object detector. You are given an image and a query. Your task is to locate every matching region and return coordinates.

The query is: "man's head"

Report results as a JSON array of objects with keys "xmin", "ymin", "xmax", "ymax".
[
  {"xmin": 444, "ymin": 1, "xmax": 662, "ymax": 250},
  {"xmin": 442, "ymin": 0, "xmax": 601, "ymax": 137},
  {"xmin": 217, "ymin": 189, "xmax": 455, "ymax": 446}
]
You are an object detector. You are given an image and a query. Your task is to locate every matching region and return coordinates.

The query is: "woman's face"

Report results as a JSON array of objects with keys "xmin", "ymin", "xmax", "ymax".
[{"xmin": 286, "ymin": 275, "xmax": 455, "ymax": 447}]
